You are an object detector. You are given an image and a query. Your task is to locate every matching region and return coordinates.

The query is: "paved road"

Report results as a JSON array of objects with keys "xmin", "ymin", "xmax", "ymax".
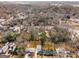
[{"xmin": 0, "ymin": 54, "xmax": 10, "ymax": 58}]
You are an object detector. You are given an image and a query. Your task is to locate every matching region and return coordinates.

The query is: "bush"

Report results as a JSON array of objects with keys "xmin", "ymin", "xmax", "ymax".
[
  {"xmin": 17, "ymin": 46, "xmax": 25, "ymax": 58},
  {"xmin": 50, "ymin": 26, "xmax": 71, "ymax": 44},
  {"xmin": 38, "ymin": 32, "xmax": 47, "ymax": 46},
  {"xmin": 4, "ymin": 32, "xmax": 17, "ymax": 42}
]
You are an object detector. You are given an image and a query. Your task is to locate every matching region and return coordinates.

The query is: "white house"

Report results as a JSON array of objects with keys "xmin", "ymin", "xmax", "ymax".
[
  {"xmin": 69, "ymin": 28, "xmax": 79, "ymax": 42},
  {"xmin": 17, "ymin": 12, "xmax": 26, "ymax": 19},
  {"xmin": 9, "ymin": 26, "xmax": 21, "ymax": 34},
  {"xmin": 13, "ymin": 26, "xmax": 21, "ymax": 34},
  {"xmin": 70, "ymin": 18, "xmax": 79, "ymax": 23}
]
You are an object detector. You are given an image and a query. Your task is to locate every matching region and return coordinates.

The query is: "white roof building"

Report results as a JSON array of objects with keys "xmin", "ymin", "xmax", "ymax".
[
  {"xmin": 70, "ymin": 18, "xmax": 79, "ymax": 23},
  {"xmin": 0, "ymin": 19, "xmax": 5, "ymax": 22},
  {"xmin": 69, "ymin": 28, "xmax": 79, "ymax": 41}
]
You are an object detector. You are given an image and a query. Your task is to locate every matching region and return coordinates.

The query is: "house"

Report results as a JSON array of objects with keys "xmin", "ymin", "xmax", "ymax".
[
  {"xmin": 70, "ymin": 18, "xmax": 79, "ymax": 23},
  {"xmin": 0, "ymin": 19, "xmax": 6, "ymax": 22},
  {"xmin": 9, "ymin": 26, "xmax": 21, "ymax": 34},
  {"xmin": 69, "ymin": 28, "xmax": 79, "ymax": 42},
  {"xmin": 0, "ymin": 19, "xmax": 6, "ymax": 25},
  {"xmin": 56, "ymin": 47, "xmax": 65, "ymax": 54},
  {"xmin": 45, "ymin": 30, "xmax": 50, "ymax": 38},
  {"xmin": 17, "ymin": 12, "xmax": 26, "ymax": 19},
  {"xmin": 14, "ymin": 26, "xmax": 21, "ymax": 34}
]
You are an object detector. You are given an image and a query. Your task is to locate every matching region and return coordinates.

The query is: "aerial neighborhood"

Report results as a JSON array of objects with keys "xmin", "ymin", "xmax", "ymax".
[{"xmin": 0, "ymin": 1, "xmax": 79, "ymax": 58}]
